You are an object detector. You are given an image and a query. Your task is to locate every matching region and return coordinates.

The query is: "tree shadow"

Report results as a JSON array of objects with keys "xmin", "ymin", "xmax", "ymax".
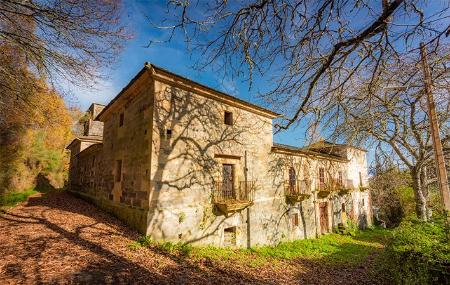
[
  {"xmin": 290, "ymin": 236, "xmax": 387, "ymax": 284},
  {"xmin": 0, "ymin": 191, "xmax": 273, "ymax": 284},
  {"xmin": 145, "ymin": 84, "xmax": 270, "ymax": 244}
]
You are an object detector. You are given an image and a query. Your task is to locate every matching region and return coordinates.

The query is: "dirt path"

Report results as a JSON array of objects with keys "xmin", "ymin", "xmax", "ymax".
[{"xmin": 0, "ymin": 191, "xmax": 384, "ymax": 284}]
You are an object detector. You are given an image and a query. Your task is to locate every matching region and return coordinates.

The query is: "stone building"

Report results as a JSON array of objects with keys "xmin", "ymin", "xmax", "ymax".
[{"xmin": 67, "ymin": 63, "xmax": 372, "ymax": 247}]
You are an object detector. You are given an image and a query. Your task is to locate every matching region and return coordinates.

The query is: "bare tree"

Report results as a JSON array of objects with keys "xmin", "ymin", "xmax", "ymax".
[
  {"xmin": 154, "ymin": 0, "xmax": 449, "ymax": 130},
  {"xmin": 0, "ymin": 0, "xmax": 126, "ymax": 93},
  {"xmin": 155, "ymin": 0, "xmax": 449, "ymax": 220},
  {"xmin": 331, "ymin": 48, "xmax": 449, "ymax": 220}
]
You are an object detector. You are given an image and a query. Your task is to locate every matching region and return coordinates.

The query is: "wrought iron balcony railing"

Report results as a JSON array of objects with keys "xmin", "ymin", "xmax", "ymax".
[
  {"xmin": 284, "ymin": 179, "xmax": 311, "ymax": 203},
  {"xmin": 317, "ymin": 178, "xmax": 355, "ymax": 197},
  {"xmin": 212, "ymin": 181, "xmax": 255, "ymax": 215}
]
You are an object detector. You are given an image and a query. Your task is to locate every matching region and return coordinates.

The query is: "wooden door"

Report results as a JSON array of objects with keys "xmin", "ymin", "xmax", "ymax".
[
  {"xmin": 222, "ymin": 164, "xmax": 234, "ymax": 199},
  {"xmin": 319, "ymin": 202, "xmax": 329, "ymax": 234}
]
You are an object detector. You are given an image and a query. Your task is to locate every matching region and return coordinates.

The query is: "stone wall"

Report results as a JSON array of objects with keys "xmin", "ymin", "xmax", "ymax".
[{"xmin": 147, "ymin": 77, "xmax": 274, "ymax": 246}]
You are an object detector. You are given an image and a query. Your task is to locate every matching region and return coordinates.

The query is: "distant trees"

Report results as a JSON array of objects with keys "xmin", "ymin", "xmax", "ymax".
[
  {"xmin": 370, "ymin": 166, "xmax": 414, "ymax": 227},
  {"xmin": 331, "ymin": 50, "xmax": 449, "ymax": 221},
  {"xmin": 0, "ymin": 0, "xmax": 126, "ymax": 193}
]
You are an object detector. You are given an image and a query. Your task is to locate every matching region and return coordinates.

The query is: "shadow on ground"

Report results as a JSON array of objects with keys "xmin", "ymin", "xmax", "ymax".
[{"xmin": 0, "ymin": 191, "xmax": 388, "ymax": 284}]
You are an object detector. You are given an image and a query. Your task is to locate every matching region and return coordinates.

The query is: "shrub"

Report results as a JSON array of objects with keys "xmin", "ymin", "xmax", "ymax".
[{"xmin": 383, "ymin": 216, "xmax": 450, "ymax": 284}]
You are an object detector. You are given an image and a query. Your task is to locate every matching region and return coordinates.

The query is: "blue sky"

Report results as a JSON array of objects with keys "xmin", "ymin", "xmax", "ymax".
[{"xmin": 67, "ymin": 0, "xmax": 308, "ymax": 148}]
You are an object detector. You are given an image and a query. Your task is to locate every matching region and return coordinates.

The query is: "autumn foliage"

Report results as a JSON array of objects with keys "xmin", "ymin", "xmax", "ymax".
[{"xmin": 0, "ymin": 43, "xmax": 75, "ymax": 193}]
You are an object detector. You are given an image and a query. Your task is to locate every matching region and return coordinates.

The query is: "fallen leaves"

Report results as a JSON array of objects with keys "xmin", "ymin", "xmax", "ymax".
[{"xmin": 0, "ymin": 192, "xmax": 387, "ymax": 284}]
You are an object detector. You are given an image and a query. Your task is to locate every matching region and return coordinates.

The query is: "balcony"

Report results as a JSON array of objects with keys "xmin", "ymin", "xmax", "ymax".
[
  {"xmin": 359, "ymin": 185, "xmax": 369, "ymax": 191},
  {"xmin": 213, "ymin": 181, "xmax": 255, "ymax": 215},
  {"xmin": 337, "ymin": 179, "xmax": 354, "ymax": 195},
  {"xmin": 316, "ymin": 180, "xmax": 335, "ymax": 198},
  {"xmin": 284, "ymin": 179, "xmax": 311, "ymax": 204}
]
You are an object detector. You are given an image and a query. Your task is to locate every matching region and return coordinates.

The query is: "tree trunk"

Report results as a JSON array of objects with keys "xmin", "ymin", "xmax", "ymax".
[
  {"xmin": 420, "ymin": 167, "xmax": 433, "ymax": 220},
  {"xmin": 411, "ymin": 168, "xmax": 429, "ymax": 221}
]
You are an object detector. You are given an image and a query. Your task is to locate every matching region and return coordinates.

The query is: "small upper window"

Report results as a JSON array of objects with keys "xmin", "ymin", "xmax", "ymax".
[
  {"xmin": 166, "ymin": 129, "xmax": 172, "ymax": 139},
  {"xmin": 224, "ymin": 111, "xmax": 233, "ymax": 126},
  {"xmin": 116, "ymin": 160, "xmax": 122, "ymax": 182},
  {"xmin": 119, "ymin": 113, "xmax": 124, "ymax": 127}
]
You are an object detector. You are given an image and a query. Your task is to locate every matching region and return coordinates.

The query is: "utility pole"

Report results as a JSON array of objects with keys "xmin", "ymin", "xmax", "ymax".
[{"xmin": 420, "ymin": 42, "xmax": 450, "ymax": 219}]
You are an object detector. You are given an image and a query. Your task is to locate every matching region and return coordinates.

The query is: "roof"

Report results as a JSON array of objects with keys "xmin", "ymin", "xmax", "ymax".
[
  {"xmin": 305, "ymin": 140, "xmax": 367, "ymax": 153},
  {"xmin": 76, "ymin": 143, "xmax": 103, "ymax": 157},
  {"xmin": 97, "ymin": 63, "xmax": 281, "ymax": 121},
  {"xmin": 271, "ymin": 143, "xmax": 348, "ymax": 162},
  {"xmin": 66, "ymin": 136, "xmax": 103, "ymax": 150}
]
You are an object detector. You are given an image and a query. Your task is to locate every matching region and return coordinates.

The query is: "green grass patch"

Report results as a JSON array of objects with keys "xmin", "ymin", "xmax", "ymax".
[
  {"xmin": 0, "ymin": 188, "xmax": 38, "ymax": 208},
  {"xmin": 247, "ymin": 228, "xmax": 386, "ymax": 265},
  {"xmin": 130, "ymin": 228, "xmax": 388, "ymax": 267}
]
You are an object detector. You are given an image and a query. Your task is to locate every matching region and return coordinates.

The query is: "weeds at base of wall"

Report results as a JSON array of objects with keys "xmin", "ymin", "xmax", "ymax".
[
  {"xmin": 128, "ymin": 235, "xmax": 193, "ymax": 256},
  {"xmin": 128, "ymin": 228, "xmax": 386, "ymax": 268},
  {"xmin": 332, "ymin": 220, "xmax": 365, "ymax": 237}
]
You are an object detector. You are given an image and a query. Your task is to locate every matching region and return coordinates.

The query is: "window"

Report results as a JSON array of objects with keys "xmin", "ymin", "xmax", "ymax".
[
  {"xmin": 291, "ymin": 213, "xmax": 299, "ymax": 227},
  {"xmin": 319, "ymin": 167, "xmax": 325, "ymax": 183},
  {"xmin": 166, "ymin": 129, "xmax": 172, "ymax": 139},
  {"xmin": 362, "ymin": 198, "xmax": 365, "ymax": 206},
  {"xmin": 224, "ymin": 111, "xmax": 233, "ymax": 125},
  {"xmin": 341, "ymin": 203, "xmax": 346, "ymax": 212},
  {"xmin": 224, "ymin": 227, "xmax": 236, "ymax": 246},
  {"xmin": 359, "ymin": 172, "xmax": 363, "ymax": 186},
  {"xmin": 338, "ymin": 171, "xmax": 343, "ymax": 185},
  {"xmin": 116, "ymin": 160, "xmax": 122, "ymax": 182},
  {"xmin": 288, "ymin": 167, "xmax": 296, "ymax": 192},
  {"xmin": 119, "ymin": 113, "xmax": 124, "ymax": 127}
]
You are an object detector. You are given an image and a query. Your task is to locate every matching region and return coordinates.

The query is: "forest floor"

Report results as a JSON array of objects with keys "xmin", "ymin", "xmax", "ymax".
[{"xmin": 0, "ymin": 191, "xmax": 389, "ymax": 284}]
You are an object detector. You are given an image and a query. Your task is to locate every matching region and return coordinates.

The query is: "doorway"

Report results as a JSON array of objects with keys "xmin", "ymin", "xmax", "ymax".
[
  {"xmin": 222, "ymin": 164, "xmax": 235, "ymax": 199},
  {"xmin": 319, "ymin": 202, "xmax": 329, "ymax": 234}
]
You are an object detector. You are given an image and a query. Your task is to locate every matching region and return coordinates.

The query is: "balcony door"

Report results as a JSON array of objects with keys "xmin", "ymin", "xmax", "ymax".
[
  {"xmin": 288, "ymin": 167, "xmax": 296, "ymax": 193},
  {"xmin": 319, "ymin": 167, "xmax": 325, "ymax": 189},
  {"xmin": 222, "ymin": 164, "xmax": 235, "ymax": 199}
]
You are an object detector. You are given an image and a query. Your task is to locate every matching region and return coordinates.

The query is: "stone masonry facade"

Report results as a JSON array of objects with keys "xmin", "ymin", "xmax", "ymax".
[{"xmin": 67, "ymin": 63, "xmax": 372, "ymax": 247}]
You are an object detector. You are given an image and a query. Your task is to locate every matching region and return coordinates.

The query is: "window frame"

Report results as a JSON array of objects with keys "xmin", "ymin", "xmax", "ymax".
[
  {"xmin": 319, "ymin": 167, "xmax": 325, "ymax": 183},
  {"xmin": 224, "ymin": 111, "xmax": 233, "ymax": 126}
]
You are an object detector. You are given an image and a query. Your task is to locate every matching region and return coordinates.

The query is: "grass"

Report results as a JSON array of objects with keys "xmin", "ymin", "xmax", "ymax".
[
  {"xmin": 129, "ymin": 227, "xmax": 388, "ymax": 267},
  {"xmin": 0, "ymin": 188, "xmax": 39, "ymax": 208},
  {"xmin": 247, "ymin": 228, "xmax": 387, "ymax": 265},
  {"xmin": 0, "ymin": 188, "xmax": 39, "ymax": 207}
]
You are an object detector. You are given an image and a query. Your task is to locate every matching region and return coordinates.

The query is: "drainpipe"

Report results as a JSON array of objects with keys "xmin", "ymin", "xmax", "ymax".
[
  {"xmin": 313, "ymin": 175, "xmax": 319, "ymax": 238},
  {"xmin": 245, "ymin": 150, "xmax": 251, "ymax": 248}
]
